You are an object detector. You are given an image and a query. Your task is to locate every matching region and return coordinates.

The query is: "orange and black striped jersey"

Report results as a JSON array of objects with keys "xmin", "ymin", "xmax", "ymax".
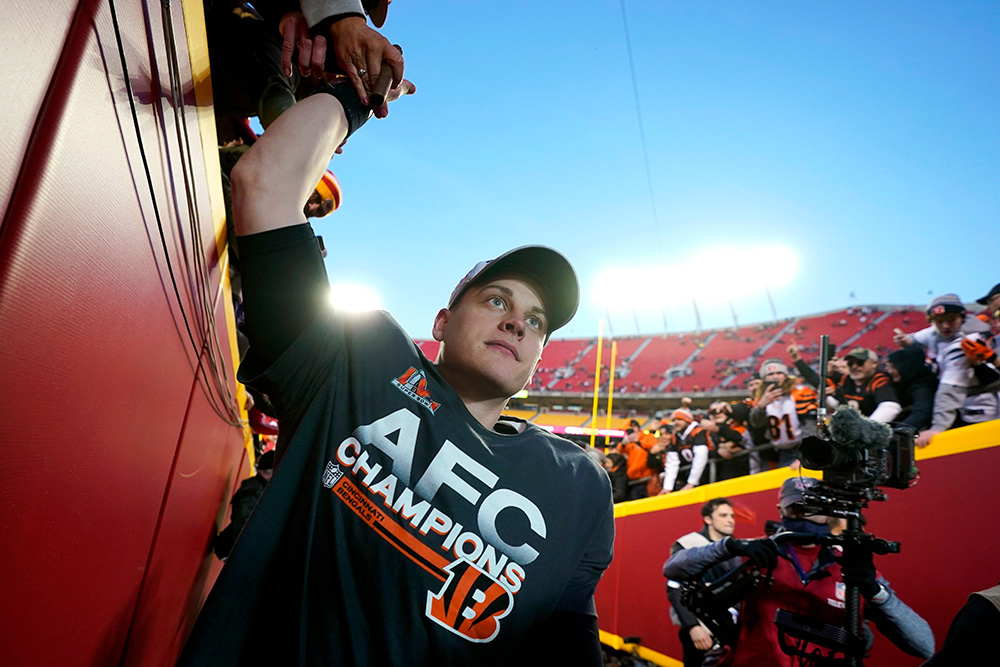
[
  {"xmin": 836, "ymin": 372, "xmax": 898, "ymax": 417},
  {"xmin": 791, "ymin": 385, "xmax": 819, "ymax": 414},
  {"xmin": 669, "ymin": 425, "xmax": 714, "ymax": 453}
]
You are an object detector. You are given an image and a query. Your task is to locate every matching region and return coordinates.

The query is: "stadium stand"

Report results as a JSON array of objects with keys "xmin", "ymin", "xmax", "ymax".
[
  {"xmin": 625, "ymin": 335, "xmax": 699, "ymax": 393},
  {"xmin": 417, "ymin": 305, "xmax": 929, "ymax": 397},
  {"xmin": 559, "ymin": 336, "xmax": 655, "ymax": 394},
  {"xmin": 561, "ymin": 340, "xmax": 607, "ymax": 393},
  {"xmin": 531, "ymin": 411, "xmax": 590, "ymax": 428},
  {"xmin": 846, "ymin": 308, "xmax": 919, "ymax": 355},
  {"xmin": 415, "ymin": 339, "xmax": 440, "ymax": 361},
  {"xmin": 530, "ymin": 338, "xmax": 591, "ymax": 391}
]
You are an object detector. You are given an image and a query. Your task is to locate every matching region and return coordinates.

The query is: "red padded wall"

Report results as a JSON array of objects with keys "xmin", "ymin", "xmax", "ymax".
[
  {"xmin": 597, "ymin": 437, "xmax": 1000, "ymax": 665},
  {"xmin": 0, "ymin": 1, "xmax": 245, "ymax": 664}
]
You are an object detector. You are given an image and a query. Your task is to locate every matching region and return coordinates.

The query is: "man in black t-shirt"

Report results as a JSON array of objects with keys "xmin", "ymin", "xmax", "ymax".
[
  {"xmin": 179, "ymin": 83, "xmax": 613, "ymax": 665},
  {"xmin": 833, "ymin": 347, "xmax": 901, "ymax": 423}
]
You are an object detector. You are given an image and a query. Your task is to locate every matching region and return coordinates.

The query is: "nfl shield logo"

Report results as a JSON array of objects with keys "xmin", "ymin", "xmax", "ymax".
[{"xmin": 322, "ymin": 461, "xmax": 343, "ymax": 488}]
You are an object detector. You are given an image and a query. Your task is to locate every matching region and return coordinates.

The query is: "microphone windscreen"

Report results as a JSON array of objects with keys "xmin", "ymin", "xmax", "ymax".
[{"xmin": 829, "ymin": 407, "xmax": 891, "ymax": 450}]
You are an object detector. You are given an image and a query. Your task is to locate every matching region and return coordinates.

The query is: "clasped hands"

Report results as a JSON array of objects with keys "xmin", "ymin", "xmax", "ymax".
[{"xmin": 279, "ymin": 13, "xmax": 413, "ymax": 119}]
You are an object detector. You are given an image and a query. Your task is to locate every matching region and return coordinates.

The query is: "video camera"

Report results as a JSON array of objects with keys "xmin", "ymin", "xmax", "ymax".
[
  {"xmin": 771, "ymin": 335, "xmax": 921, "ymax": 666},
  {"xmin": 799, "ymin": 407, "xmax": 919, "ymax": 508},
  {"xmin": 680, "ymin": 336, "xmax": 922, "ymax": 667},
  {"xmin": 802, "ymin": 332, "xmax": 919, "ymax": 514}
]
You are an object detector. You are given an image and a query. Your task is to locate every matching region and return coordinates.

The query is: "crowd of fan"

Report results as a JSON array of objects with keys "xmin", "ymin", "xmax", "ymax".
[
  {"xmin": 525, "ymin": 307, "xmax": 927, "ymax": 395},
  {"xmin": 588, "ymin": 287, "xmax": 1000, "ymax": 503}
]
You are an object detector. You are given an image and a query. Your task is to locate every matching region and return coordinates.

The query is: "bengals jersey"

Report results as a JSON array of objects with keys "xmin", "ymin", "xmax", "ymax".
[
  {"xmin": 836, "ymin": 372, "xmax": 897, "ymax": 417},
  {"xmin": 662, "ymin": 423, "xmax": 712, "ymax": 491},
  {"xmin": 763, "ymin": 384, "xmax": 817, "ymax": 448}
]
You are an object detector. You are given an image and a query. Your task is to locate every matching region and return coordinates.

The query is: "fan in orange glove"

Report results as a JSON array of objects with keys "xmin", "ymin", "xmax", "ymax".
[{"xmin": 961, "ymin": 337, "xmax": 997, "ymax": 365}]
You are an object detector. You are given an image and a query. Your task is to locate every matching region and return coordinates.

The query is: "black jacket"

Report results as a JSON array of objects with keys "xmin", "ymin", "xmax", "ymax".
[
  {"xmin": 888, "ymin": 345, "xmax": 938, "ymax": 431},
  {"xmin": 213, "ymin": 474, "xmax": 269, "ymax": 559}
]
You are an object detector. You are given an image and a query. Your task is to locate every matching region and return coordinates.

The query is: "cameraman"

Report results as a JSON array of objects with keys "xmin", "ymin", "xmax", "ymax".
[
  {"xmin": 662, "ymin": 477, "xmax": 934, "ymax": 666},
  {"xmin": 664, "ymin": 498, "xmax": 741, "ymax": 666}
]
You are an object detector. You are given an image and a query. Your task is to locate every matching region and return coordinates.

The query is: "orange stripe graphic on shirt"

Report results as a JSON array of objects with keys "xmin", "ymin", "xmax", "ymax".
[{"xmin": 332, "ymin": 476, "xmax": 448, "ymax": 581}]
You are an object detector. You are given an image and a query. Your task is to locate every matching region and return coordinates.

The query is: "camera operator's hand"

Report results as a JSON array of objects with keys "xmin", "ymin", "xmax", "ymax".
[
  {"xmin": 726, "ymin": 537, "xmax": 778, "ymax": 569},
  {"xmin": 689, "ymin": 625, "xmax": 714, "ymax": 651},
  {"xmin": 839, "ymin": 543, "xmax": 881, "ymax": 600}
]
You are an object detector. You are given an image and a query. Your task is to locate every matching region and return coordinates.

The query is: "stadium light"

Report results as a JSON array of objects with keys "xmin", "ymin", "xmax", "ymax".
[
  {"xmin": 329, "ymin": 282, "xmax": 382, "ymax": 312},
  {"xmin": 591, "ymin": 244, "xmax": 800, "ymax": 311}
]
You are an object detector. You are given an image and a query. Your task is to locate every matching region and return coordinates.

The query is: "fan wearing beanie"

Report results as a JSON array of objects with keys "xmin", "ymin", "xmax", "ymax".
[
  {"xmin": 657, "ymin": 408, "xmax": 713, "ymax": 493},
  {"xmin": 892, "ymin": 293, "xmax": 999, "ymax": 446},
  {"xmin": 748, "ymin": 358, "xmax": 818, "ymax": 468}
]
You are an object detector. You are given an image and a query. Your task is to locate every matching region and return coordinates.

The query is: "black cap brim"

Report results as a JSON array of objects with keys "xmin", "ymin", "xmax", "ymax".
[
  {"xmin": 362, "ymin": 0, "xmax": 388, "ymax": 27},
  {"xmin": 976, "ymin": 282, "xmax": 1000, "ymax": 305}
]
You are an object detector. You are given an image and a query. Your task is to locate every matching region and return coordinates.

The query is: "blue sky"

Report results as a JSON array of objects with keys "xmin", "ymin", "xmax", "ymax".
[{"xmin": 303, "ymin": 1, "xmax": 999, "ymax": 340}]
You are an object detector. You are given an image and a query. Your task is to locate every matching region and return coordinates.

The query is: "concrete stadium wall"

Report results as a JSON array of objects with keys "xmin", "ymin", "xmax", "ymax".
[
  {"xmin": 596, "ymin": 420, "xmax": 1000, "ymax": 666},
  {"xmin": 0, "ymin": 1, "xmax": 246, "ymax": 664}
]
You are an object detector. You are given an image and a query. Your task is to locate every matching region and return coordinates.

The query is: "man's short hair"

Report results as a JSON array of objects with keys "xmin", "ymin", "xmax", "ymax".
[{"xmin": 701, "ymin": 497, "xmax": 732, "ymax": 518}]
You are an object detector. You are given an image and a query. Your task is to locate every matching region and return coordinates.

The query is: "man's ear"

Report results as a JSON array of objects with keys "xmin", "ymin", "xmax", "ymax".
[{"xmin": 431, "ymin": 308, "xmax": 450, "ymax": 342}]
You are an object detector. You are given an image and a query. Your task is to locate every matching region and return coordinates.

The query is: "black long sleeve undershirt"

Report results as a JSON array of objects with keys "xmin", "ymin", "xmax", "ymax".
[{"xmin": 237, "ymin": 223, "xmax": 329, "ymax": 369}]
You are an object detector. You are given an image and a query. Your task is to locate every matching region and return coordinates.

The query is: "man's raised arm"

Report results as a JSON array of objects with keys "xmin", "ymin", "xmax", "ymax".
[
  {"xmin": 230, "ymin": 84, "xmax": 411, "ymax": 369},
  {"xmin": 231, "ymin": 94, "xmax": 349, "ymax": 238}
]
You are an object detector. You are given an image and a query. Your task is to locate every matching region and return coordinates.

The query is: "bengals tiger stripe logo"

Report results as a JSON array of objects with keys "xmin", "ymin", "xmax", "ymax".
[{"xmin": 425, "ymin": 559, "xmax": 514, "ymax": 642}]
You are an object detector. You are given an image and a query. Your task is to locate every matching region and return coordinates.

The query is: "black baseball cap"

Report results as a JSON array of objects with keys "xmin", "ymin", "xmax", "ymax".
[
  {"xmin": 976, "ymin": 283, "xmax": 1000, "ymax": 305},
  {"xmin": 447, "ymin": 246, "xmax": 579, "ymax": 340},
  {"xmin": 844, "ymin": 347, "xmax": 877, "ymax": 363},
  {"xmin": 778, "ymin": 476, "xmax": 818, "ymax": 509}
]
